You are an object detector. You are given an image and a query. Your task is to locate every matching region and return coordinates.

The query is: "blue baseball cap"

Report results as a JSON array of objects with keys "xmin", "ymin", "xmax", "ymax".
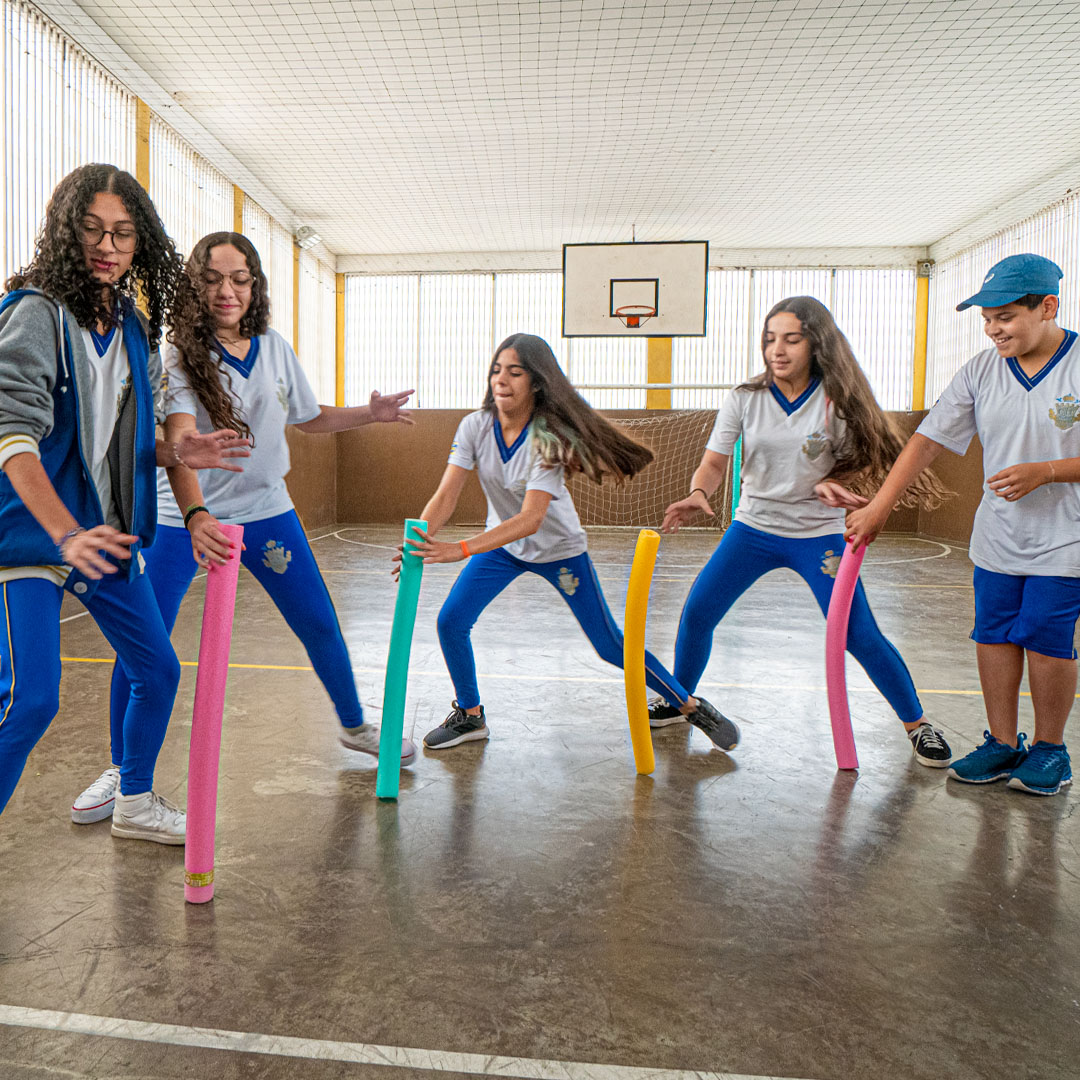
[{"xmin": 956, "ymin": 253, "xmax": 1063, "ymax": 311}]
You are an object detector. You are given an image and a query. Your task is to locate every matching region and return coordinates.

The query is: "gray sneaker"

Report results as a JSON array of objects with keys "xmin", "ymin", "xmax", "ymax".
[
  {"xmin": 339, "ymin": 723, "xmax": 417, "ymax": 767},
  {"xmin": 648, "ymin": 696, "xmax": 687, "ymax": 729},
  {"xmin": 424, "ymin": 702, "xmax": 489, "ymax": 749},
  {"xmin": 686, "ymin": 697, "xmax": 740, "ymax": 751}
]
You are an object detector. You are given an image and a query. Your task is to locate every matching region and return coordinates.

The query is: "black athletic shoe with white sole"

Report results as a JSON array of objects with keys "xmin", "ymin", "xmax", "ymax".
[
  {"xmin": 648, "ymin": 695, "xmax": 686, "ymax": 728},
  {"xmin": 686, "ymin": 697, "xmax": 740, "ymax": 751},
  {"xmin": 908, "ymin": 723, "xmax": 952, "ymax": 768},
  {"xmin": 423, "ymin": 701, "xmax": 489, "ymax": 749}
]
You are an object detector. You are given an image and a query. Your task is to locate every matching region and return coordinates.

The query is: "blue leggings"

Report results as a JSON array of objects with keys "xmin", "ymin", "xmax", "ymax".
[
  {"xmin": 0, "ymin": 572, "xmax": 180, "ymax": 811},
  {"xmin": 109, "ymin": 510, "xmax": 363, "ymax": 765},
  {"xmin": 437, "ymin": 547, "xmax": 688, "ymax": 710},
  {"xmin": 673, "ymin": 522, "xmax": 923, "ymax": 724}
]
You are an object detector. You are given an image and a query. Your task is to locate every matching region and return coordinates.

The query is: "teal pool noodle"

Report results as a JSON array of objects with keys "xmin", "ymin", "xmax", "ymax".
[
  {"xmin": 731, "ymin": 437, "xmax": 743, "ymax": 513},
  {"xmin": 375, "ymin": 518, "xmax": 427, "ymax": 799}
]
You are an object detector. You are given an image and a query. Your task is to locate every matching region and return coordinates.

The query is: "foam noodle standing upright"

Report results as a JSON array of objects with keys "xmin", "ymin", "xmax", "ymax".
[
  {"xmin": 731, "ymin": 436, "xmax": 743, "ymax": 512},
  {"xmin": 623, "ymin": 529, "xmax": 659, "ymax": 775},
  {"xmin": 185, "ymin": 523, "xmax": 244, "ymax": 904},
  {"xmin": 824, "ymin": 540, "xmax": 865, "ymax": 771},
  {"xmin": 376, "ymin": 519, "xmax": 427, "ymax": 800}
]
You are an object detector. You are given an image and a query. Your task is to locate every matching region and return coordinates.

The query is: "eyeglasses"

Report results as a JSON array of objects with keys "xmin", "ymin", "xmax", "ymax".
[
  {"xmin": 78, "ymin": 221, "xmax": 138, "ymax": 252},
  {"xmin": 202, "ymin": 270, "xmax": 254, "ymax": 290}
]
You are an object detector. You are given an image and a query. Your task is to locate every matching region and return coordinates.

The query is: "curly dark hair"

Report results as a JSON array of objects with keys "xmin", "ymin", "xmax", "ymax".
[
  {"xmin": 740, "ymin": 296, "xmax": 951, "ymax": 509},
  {"xmin": 167, "ymin": 232, "xmax": 270, "ymax": 443},
  {"xmin": 482, "ymin": 333, "xmax": 653, "ymax": 485},
  {"xmin": 5, "ymin": 163, "xmax": 183, "ymax": 349}
]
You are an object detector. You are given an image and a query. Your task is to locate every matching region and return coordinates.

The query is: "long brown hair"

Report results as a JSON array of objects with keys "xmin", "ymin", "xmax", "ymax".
[
  {"xmin": 483, "ymin": 334, "xmax": 653, "ymax": 485},
  {"xmin": 5, "ymin": 163, "xmax": 182, "ymax": 349},
  {"xmin": 167, "ymin": 232, "xmax": 269, "ymax": 442},
  {"xmin": 742, "ymin": 296, "xmax": 949, "ymax": 507}
]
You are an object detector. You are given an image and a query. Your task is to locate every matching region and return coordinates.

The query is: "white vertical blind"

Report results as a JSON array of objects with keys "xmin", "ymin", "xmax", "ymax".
[
  {"xmin": 242, "ymin": 196, "xmax": 294, "ymax": 340},
  {"xmin": 928, "ymin": 193, "xmax": 1080, "ymax": 402},
  {"xmin": 2, "ymin": 0, "xmax": 135, "ymax": 283},
  {"xmin": 345, "ymin": 275, "xmax": 420, "ymax": 407},
  {"xmin": 417, "ymin": 274, "xmax": 493, "ymax": 408},
  {"xmin": 297, "ymin": 250, "xmax": 337, "ymax": 403},
  {"xmin": 148, "ymin": 116, "xmax": 232, "ymax": 261}
]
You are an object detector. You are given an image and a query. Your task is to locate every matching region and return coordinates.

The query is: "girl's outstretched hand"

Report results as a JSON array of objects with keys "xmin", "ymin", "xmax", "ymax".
[
  {"xmin": 844, "ymin": 500, "xmax": 889, "ymax": 551},
  {"xmin": 661, "ymin": 490, "xmax": 713, "ymax": 534},
  {"xmin": 987, "ymin": 461, "xmax": 1052, "ymax": 502},
  {"xmin": 369, "ymin": 389, "xmax": 415, "ymax": 425},
  {"xmin": 815, "ymin": 481, "xmax": 869, "ymax": 509},
  {"xmin": 177, "ymin": 429, "xmax": 252, "ymax": 472}
]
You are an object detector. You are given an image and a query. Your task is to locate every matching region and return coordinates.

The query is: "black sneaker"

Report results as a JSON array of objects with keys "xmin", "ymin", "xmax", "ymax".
[
  {"xmin": 908, "ymin": 723, "xmax": 952, "ymax": 768},
  {"xmin": 648, "ymin": 695, "xmax": 686, "ymax": 729},
  {"xmin": 686, "ymin": 697, "xmax": 740, "ymax": 751},
  {"xmin": 423, "ymin": 701, "xmax": 489, "ymax": 750}
]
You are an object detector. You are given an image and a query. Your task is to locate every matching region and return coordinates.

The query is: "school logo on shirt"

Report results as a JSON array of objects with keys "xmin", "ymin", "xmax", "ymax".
[
  {"xmin": 802, "ymin": 431, "xmax": 828, "ymax": 461},
  {"xmin": 276, "ymin": 377, "xmax": 289, "ymax": 413},
  {"xmin": 262, "ymin": 539, "xmax": 292, "ymax": 574},
  {"xmin": 820, "ymin": 550, "xmax": 841, "ymax": 578},
  {"xmin": 557, "ymin": 567, "xmax": 579, "ymax": 596},
  {"xmin": 1049, "ymin": 394, "xmax": 1080, "ymax": 430}
]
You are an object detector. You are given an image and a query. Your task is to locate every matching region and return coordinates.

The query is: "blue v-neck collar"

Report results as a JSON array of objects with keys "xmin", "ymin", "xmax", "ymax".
[
  {"xmin": 89, "ymin": 324, "xmax": 117, "ymax": 357},
  {"xmin": 1006, "ymin": 330, "xmax": 1076, "ymax": 391},
  {"xmin": 215, "ymin": 336, "xmax": 260, "ymax": 379},
  {"xmin": 493, "ymin": 414, "xmax": 532, "ymax": 463},
  {"xmin": 770, "ymin": 377, "xmax": 820, "ymax": 416}
]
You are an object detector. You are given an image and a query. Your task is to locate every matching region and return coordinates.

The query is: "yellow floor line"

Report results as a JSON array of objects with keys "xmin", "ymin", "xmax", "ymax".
[{"xmin": 60, "ymin": 656, "xmax": 1067, "ymax": 698}]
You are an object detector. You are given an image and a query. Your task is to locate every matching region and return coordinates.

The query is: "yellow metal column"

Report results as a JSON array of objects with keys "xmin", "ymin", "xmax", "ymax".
[
  {"xmin": 335, "ymin": 273, "xmax": 345, "ymax": 407},
  {"xmin": 292, "ymin": 243, "xmax": 301, "ymax": 355},
  {"xmin": 912, "ymin": 261, "xmax": 931, "ymax": 410},
  {"xmin": 233, "ymin": 185, "xmax": 244, "ymax": 234},
  {"xmin": 646, "ymin": 337, "xmax": 672, "ymax": 409},
  {"xmin": 135, "ymin": 100, "xmax": 151, "ymax": 192}
]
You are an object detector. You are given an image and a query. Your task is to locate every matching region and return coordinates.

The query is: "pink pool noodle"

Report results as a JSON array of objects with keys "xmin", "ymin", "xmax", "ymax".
[
  {"xmin": 824, "ymin": 540, "xmax": 865, "ymax": 771},
  {"xmin": 185, "ymin": 524, "xmax": 244, "ymax": 904}
]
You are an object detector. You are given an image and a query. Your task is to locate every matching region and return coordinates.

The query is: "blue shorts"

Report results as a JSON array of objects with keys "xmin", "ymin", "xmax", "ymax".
[{"xmin": 971, "ymin": 568, "xmax": 1080, "ymax": 660}]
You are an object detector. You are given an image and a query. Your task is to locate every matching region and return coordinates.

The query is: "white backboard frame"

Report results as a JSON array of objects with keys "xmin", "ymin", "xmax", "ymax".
[{"xmin": 562, "ymin": 241, "xmax": 708, "ymax": 337}]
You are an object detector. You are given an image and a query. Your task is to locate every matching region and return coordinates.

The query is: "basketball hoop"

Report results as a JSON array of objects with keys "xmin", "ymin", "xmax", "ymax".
[{"xmin": 614, "ymin": 305, "xmax": 657, "ymax": 329}]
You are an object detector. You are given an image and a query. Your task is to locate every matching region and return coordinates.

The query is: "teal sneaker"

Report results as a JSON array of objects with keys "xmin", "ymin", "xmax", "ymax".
[
  {"xmin": 947, "ymin": 731, "xmax": 1027, "ymax": 784},
  {"xmin": 1007, "ymin": 741, "xmax": 1072, "ymax": 796}
]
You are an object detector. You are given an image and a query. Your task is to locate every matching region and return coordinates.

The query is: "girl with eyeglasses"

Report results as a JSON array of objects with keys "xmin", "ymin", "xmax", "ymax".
[
  {"xmin": 0, "ymin": 165, "xmax": 249, "ymax": 840},
  {"xmin": 71, "ymin": 231, "xmax": 416, "ymax": 829}
]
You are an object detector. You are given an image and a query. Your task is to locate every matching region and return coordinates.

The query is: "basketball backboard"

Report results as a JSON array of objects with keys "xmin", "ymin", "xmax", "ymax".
[{"xmin": 562, "ymin": 241, "xmax": 708, "ymax": 337}]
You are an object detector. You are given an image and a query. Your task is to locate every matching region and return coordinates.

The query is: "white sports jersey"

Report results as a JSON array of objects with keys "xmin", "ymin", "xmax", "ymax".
[
  {"xmin": 447, "ymin": 410, "xmax": 587, "ymax": 563},
  {"xmin": 80, "ymin": 325, "xmax": 130, "ymax": 528},
  {"xmin": 706, "ymin": 380, "xmax": 848, "ymax": 538},
  {"xmin": 157, "ymin": 329, "xmax": 321, "ymax": 525},
  {"xmin": 917, "ymin": 330, "xmax": 1080, "ymax": 576}
]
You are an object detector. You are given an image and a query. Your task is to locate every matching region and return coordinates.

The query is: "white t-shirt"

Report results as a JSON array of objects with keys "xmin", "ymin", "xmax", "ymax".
[
  {"xmin": 447, "ymin": 410, "xmax": 587, "ymax": 563},
  {"xmin": 157, "ymin": 329, "xmax": 321, "ymax": 525},
  {"xmin": 706, "ymin": 380, "xmax": 848, "ymax": 538},
  {"xmin": 80, "ymin": 325, "xmax": 130, "ymax": 529},
  {"xmin": 917, "ymin": 330, "xmax": 1080, "ymax": 576}
]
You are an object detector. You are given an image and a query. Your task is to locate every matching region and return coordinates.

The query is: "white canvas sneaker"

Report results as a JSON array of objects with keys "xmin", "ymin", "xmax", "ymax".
[
  {"xmin": 71, "ymin": 766, "xmax": 121, "ymax": 824},
  {"xmin": 339, "ymin": 723, "xmax": 417, "ymax": 767},
  {"xmin": 110, "ymin": 791, "xmax": 186, "ymax": 845}
]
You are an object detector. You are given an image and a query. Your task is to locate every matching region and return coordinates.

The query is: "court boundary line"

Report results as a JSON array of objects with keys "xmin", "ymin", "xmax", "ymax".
[
  {"xmin": 57, "ymin": 657, "xmax": 1062, "ymax": 698},
  {"xmin": 0, "ymin": 1004, "xmax": 813, "ymax": 1080}
]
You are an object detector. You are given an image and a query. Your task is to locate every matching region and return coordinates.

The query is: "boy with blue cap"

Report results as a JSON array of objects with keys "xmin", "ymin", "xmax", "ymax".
[{"xmin": 847, "ymin": 253, "xmax": 1078, "ymax": 796}]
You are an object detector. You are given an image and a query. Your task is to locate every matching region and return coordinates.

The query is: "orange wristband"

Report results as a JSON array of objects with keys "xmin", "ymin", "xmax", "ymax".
[{"xmin": 460, "ymin": 540, "xmax": 471, "ymax": 558}]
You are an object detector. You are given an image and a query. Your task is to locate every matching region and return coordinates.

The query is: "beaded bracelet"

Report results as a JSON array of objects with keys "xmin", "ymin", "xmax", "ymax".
[{"xmin": 57, "ymin": 525, "xmax": 85, "ymax": 563}]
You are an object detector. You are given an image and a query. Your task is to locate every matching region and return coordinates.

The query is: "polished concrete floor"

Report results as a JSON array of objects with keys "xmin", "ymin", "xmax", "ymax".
[{"xmin": 0, "ymin": 525, "xmax": 1076, "ymax": 1080}]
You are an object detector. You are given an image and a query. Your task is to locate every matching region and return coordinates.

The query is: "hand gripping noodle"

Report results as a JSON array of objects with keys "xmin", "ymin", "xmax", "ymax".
[
  {"xmin": 376, "ymin": 519, "xmax": 427, "ymax": 799},
  {"xmin": 185, "ymin": 523, "xmax": 244, "ymax": 903},
  {"xmin": 623, "ymin": 530, "xmax": 659, "ymax": 775},
  {"xmin": 824, "ymin": 541, "xmax": 864, "ymax": 771}
]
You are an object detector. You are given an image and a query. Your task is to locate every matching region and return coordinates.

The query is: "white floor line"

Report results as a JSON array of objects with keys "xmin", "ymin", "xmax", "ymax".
[
  {"xmin": 0, "ymin": 1004, "xmax": 812, "ymax": 1080},
  {"xmin": 58, "ymin": 610, "xmax": 89, "ymax": 623}
]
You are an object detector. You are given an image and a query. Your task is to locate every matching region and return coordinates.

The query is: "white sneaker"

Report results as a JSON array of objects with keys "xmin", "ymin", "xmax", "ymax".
[
  {"xmin": 71, "ymin": 766, "xmax": 121, "ymax": 824},
  {"xmin": 110, "ymin": 791, "xmax": 187, "ymax": 845},
  {"xmin": 339, "ymin": 723, "xmax": 417, "ymax": 767}
]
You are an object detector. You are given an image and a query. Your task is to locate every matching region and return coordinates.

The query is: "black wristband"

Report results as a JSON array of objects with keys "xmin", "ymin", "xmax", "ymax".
[
  {"xmin": 184, "ymin": 505, "xmax": 209, "ymax": 528},
  {"xmin": 690, "ymin": 487, "xmax": 708, "ymax": 499}
]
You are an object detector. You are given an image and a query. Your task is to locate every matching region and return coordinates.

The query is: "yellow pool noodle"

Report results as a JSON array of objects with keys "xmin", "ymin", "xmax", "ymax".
[{"xmin": 623, "ymin": 529, "xmax": 659, "ymax": 775}]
